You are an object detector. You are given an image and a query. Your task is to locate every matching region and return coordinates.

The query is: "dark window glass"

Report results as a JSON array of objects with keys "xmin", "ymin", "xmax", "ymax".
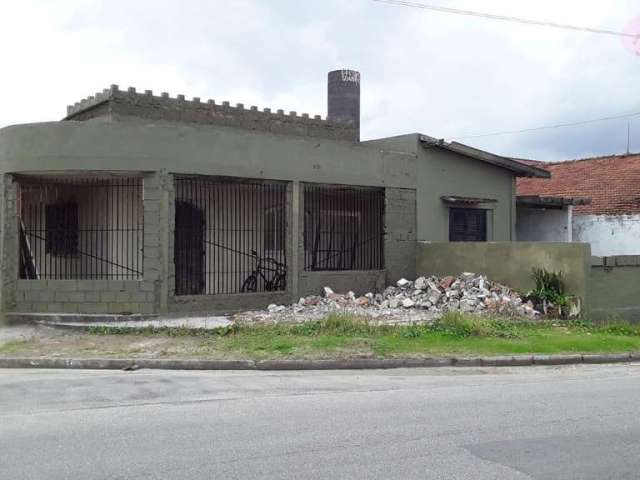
[{"xmin": 449, "ymin": 208, "xmax": 487, "ymax": 242}]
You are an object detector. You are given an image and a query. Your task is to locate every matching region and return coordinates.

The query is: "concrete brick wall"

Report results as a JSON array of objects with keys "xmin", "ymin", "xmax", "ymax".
[
  {"xmin": 1, "ymin": 175, "xmax": 18, "ymax": 312},
  {"xmin": 65, "ymin": 86, "xmax": 358, "ymax": 142},
  {"xmin": 14, "ymin": 279, "xmax": 156, "ymax": 314},
  {"xmin": 385, "ymin": 188, "xmax": 417, "ymax": 285}
]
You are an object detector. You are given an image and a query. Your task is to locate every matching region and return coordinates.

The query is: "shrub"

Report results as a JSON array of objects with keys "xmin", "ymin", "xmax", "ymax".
[{"xmin": 526, "ymin": 268, "xmax": 569, "ymax": 316}]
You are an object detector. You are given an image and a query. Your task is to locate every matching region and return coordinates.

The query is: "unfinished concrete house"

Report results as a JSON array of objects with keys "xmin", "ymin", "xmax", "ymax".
[{"xmin": 0, "ymin": 70, "xmax": 548, "ymax": 318}]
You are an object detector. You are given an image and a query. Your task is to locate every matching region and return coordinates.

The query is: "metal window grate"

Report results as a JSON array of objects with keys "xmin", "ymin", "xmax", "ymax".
[
  {"xmin": 17, "ymin": 176, "xmax": 144, "ymax": 280},
  {"xmin": 174, "ymin": 176, "xmax": 287, "ymax": 296},
  {"xmin": 303, "ymin": 184, "xmax": 384, "ymax": 271},
  {"xmin": 449, "ymin": 208, "xmax": 487, "ymax": 242}
]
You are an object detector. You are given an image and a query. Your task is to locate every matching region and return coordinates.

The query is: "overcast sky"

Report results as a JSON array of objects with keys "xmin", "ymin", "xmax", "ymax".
[{"xmin": 1, "ymin": 0, "xmax": 638, "ymax": 161}]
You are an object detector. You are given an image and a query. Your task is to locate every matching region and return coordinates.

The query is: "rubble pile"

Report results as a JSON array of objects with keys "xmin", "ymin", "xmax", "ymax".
[{"xmin": 235, "ymin": 273, "xmax": 538, "ymax": 325}]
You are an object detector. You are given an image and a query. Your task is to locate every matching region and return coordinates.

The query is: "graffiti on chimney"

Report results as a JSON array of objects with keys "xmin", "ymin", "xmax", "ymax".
[{"xmin": 341, "ymin": 70, "xmax": 360, "ymax": 84}]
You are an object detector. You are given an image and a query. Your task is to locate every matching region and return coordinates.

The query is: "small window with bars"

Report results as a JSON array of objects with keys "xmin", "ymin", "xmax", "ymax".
[{"xmin": 449, "ymin": 208, "xmax": 487, "ymax": 242}]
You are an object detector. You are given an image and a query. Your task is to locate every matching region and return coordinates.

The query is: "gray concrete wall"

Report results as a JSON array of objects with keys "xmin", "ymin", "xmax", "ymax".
[
  {"xmin": 0, "ymin": 122, "xmax": 415, "ymax": 189},
  {"xmin": 589, "ymin": 256, "xmax": 640, "ymax": 323},
  {"xmin": 416, "ymin": 242, "xmax": 591, "ymax": 306},
  {"xmin": 517, "ymin": 206, "xmax": 572, "ymax": 242},
  {"xmin": 298, "ymin": 271, "xmax": 385, "ymax": 299},
  {"xmin": 364, "ymin": 135, "xmax": 516, "ymax": 242}
]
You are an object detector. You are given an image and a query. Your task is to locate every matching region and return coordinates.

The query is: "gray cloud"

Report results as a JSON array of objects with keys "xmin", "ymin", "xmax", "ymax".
[{"xmin": 1, "ymin": 0, "xmax": 638, "ymax": 161}]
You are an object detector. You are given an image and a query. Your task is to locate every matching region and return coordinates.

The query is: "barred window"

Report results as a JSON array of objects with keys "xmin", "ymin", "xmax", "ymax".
[
  {"xmin": 18, "ymin": 176, "xmax": 144, "ymax": 280},
  {"xmin": 304, "ymin": 184, "xmax": 384, "ymax": 271},
  {"xmin": 449, "ymin": 208, "xmax": 487, "ymax": 242}
]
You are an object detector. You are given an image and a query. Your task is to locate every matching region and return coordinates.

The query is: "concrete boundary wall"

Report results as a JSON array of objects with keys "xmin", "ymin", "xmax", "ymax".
[
  {"xmin": 416, "ymin": 242, "xmax": 591, "ymax": 306},
  {"xmin": 589, "ymin": 255, "xmax": 640, "ymax": 322}
]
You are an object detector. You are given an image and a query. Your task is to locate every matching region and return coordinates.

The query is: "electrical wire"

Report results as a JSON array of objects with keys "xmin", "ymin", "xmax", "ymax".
[
  {"xmin": 448, "ymin": 110, "xmax": 640, "ymax": 140},
  {"xmin": 372, "ymin": 0, "xmax": 637, "ymax": 39}
]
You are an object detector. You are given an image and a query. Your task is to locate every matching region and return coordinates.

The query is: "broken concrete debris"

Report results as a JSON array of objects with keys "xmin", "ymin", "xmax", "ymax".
[{"xmin": 236, "ymin": 273, "xmax": 538, "ymax": 325}]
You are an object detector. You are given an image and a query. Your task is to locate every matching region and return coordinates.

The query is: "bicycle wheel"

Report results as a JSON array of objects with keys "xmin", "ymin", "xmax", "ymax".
[
  {"xmin": 271, "ymin": 273, "xmax": 286, "ymax": 291},
  {"xmin": 241, "ymin": 274, "xmax": 258, "ymax": 293}
]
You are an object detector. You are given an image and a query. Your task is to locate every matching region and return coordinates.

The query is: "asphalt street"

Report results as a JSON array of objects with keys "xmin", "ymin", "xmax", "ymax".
[{"xmin": 1, "ymin": 364, "xmax": 640, "ymax": 479}]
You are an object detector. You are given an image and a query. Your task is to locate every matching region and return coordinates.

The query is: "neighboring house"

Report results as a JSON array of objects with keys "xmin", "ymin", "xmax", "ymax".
[
  {"xmin": 516, "ymin": 195, "xmax": 591, "ymax": 243},
  {"xmin": 0, "ymin": 70, "xmax": 548, "ymax": 317},
  {"xmin": 517, "ymin": 154, "xmax": 640, "ymax": 256}
]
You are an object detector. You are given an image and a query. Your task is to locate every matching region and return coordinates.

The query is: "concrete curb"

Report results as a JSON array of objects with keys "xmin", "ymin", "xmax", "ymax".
[
  {"xmin": 0, "ymin": 354, "xmax": 638, "ymax": 371},
  {"xmin": 0, "ymin": 358, "xmax": 255, "ymax": 370}
]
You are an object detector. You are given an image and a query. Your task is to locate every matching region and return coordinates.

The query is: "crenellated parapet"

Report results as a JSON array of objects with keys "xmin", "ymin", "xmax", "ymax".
[{"xmin": 64, "ymin": 85, "xmax": 358, "ymax": 142}]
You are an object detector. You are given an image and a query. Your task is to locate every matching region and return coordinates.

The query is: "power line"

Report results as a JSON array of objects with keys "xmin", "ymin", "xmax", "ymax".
[
  {"xmin": 448, "ymin": 110, "xmax": 640, "ymax": 140},
  {"xmin": 372, "ymin": 0, "xmax": 636, "ymax": 39}
]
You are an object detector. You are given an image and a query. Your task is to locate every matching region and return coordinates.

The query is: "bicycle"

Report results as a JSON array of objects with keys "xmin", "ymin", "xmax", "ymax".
[{"xmin": 241, "ymin": 250, "xmax": 287, "ymax": 293}]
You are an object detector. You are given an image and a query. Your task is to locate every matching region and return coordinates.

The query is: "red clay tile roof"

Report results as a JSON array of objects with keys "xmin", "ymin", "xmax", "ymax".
[{"xmin": 516, "ymin": 154, "xmax": 640, "ymax": 215}]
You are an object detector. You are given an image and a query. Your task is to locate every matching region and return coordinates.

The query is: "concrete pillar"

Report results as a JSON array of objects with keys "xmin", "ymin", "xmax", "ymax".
[
  {"xmin": 385, "ymin": 187, "xmax": 417, "ymax": 285},
  {"xmin": 0, "ymin": 175, "xmax": 19, "ymax": 317},
  {"xmin": 142, "ymin": 170, "xmax": 170, "ymax": 314},
  {"xmin": 288, "ymin": 181, "xmax": 301, "ymax": 302}
]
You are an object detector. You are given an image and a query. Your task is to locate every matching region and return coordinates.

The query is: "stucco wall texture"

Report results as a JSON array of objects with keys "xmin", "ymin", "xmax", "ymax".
[
  {"xmin": 573, "ymin": 215, "xmax": 640, "ymax": 256},
  {"xmin": 589, "ymin": 255, "xmax": 640, "ymax": 323},
  {"xmin": 517, "ymin": 207, "xmax": 572, "ymax": 242}
]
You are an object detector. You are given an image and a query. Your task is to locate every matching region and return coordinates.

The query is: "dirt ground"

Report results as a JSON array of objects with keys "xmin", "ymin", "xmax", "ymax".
[{"xmin": 0, "ymin": 325, "xmax": 244, "ymax": 360}]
